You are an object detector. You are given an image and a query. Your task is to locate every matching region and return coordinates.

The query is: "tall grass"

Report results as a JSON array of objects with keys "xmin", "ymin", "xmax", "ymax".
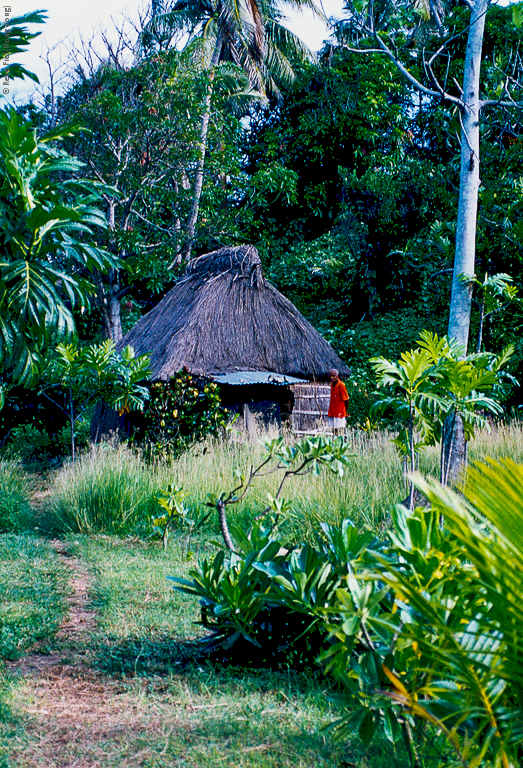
[
  {"xmin": 0, "ymin": 460, "xmax": 34, "ymax": 533},
  {"xmin": 43, "ymin": 433, "xmax": 408, "ymax": 540},
  {"xmin": 42, "ymin": 443, "xmax": 167, "ymax": 536},
  {"xmin": 42, "ymin": 423, "xmax": 523, "ymax": 540},
  {"xmin": 470, "ymin": 420, "xmax": 523, "ymax": 463}
]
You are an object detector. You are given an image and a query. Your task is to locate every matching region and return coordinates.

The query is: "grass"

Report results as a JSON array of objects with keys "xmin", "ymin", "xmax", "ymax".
[
  {"xmin": 0, "ymin": 535, "xmax": 67, "ymax": 660},
  {"xmin": 0, "ymin": 461, "xmax": 35, "ymax": 534},
  {"xmin": 41, "ymin": 443, "xmax": 167, "ymax": 536},
  {"xmin": 2, "ymin": 423, "xmax": 523, "ymax": 766},
  {"xmin": 39, "ymin": 422, "xmax": 523, "ymax": 543},
  {"xmin": 40, "ymin": 431, "xmax": 409, "ymax": 542},
  {"xmin": 70, "ymin": 536, "xmax": 208, "ymax": 665},
  {"xmin": 469, "ymin": 420, "xmax": 523, "ymax": 463},
  {"xmin": 3, "ymin": 665, "xmax": 406, "ymax": 767},
  {"xmin": 0, "ymin": 534, "xmax": 410, "ymax": 768}
]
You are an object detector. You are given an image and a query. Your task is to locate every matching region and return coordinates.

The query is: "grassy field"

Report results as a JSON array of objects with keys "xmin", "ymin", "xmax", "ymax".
[
  {"xmin": 41, "ymin": 430, "xmax": 408, "ymax": 541},
  {"xmin": 1, "ymin": 423, "xmax": 522, "ymax": 767},
  {"xmin": 0, "ymin": 535, "xmax": 409, "ymax": 768}
]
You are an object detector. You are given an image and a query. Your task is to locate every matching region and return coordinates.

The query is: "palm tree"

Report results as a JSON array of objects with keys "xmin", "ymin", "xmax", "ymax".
[{"xmin": 146, "ymin": 0, "xmax": 325, "ymax": 261}]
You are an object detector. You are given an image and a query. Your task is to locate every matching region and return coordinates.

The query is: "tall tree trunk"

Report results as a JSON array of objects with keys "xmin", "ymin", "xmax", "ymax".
[
  {"xmin": 447, "ymin": 0, "xmax": 488, "ymax": 349},
  {"xmin": 441, "ymin": 412, "xmax": 467, "ymax": 486},
  {"xmin": 101, "ymin": 201, "xmax": 123, "ymax": 342},
  {"xmin": 100, "ymin": 268, "xmax": 123, "ymax": 343},
  {"xmin": 180, "ymin": 36, "xmax": 223, "ymax": 263},
  {"xmin": 443, "ymin": 0, "xmax": 488, "ymax": 484}
]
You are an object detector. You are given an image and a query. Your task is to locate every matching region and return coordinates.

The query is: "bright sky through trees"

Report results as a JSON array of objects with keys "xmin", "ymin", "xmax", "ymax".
[{"xmin": 9, "ymin": 0, "xmax": 345, "ymax": 101}]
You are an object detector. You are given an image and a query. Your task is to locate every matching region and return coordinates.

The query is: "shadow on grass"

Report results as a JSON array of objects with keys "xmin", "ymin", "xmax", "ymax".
[
  {"xmin": 92, "ymin": 634, "xmax": 207, "ymax": 677},
  {"xmin": 91, "ymin": 618, "xmax": 328, "ymax": 679}
]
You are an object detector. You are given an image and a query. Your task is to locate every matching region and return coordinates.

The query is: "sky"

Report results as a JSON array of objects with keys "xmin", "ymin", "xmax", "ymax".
[{"xmin": 7, "ymin": 0, "xmax": 346, "ymax": 102}]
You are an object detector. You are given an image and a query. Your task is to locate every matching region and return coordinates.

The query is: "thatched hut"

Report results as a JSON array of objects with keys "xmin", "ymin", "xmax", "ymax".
[{"xmin": 91, "ymin": 245, "xmax": 350, "ymax": 438}]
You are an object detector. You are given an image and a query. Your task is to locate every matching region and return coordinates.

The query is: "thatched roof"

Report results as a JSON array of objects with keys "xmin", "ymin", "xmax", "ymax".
[{"xmin": 118, "ymin": 244, "xmax": 350, "ymax": 380}]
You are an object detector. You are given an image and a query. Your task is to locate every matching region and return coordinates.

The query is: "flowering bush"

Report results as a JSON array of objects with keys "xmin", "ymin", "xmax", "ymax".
[{"xmin": 142, "ymin": 368, "xmax": 227, "ymax": 459}]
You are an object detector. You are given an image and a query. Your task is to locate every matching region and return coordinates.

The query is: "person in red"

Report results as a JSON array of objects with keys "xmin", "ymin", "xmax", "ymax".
[{"xmin": 328, "ymin": 369, "xmax": 349, "ymax": 433}]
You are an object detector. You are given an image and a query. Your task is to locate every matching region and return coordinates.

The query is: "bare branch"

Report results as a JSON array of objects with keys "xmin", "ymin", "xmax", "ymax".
[
  {"xmin": 341, "ymin": 35, "xmax": 462, "ymax": 105},
  {"xmin": 482, "ymin": 95, "xmax": 523, "ymax": 109},
  {"xmin": 428, "ymin": 268, "xmax": 453, "ymax": 282}
]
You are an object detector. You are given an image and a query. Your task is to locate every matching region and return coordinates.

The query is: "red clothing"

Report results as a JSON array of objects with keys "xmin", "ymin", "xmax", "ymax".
[{"xmin": 328, "ymin": 380, "xmax": 349, "ymax": 418}]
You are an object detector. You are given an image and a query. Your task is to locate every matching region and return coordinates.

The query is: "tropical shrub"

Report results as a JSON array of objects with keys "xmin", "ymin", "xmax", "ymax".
[
  {"xmin": 5, "ymin": 420, "xmax": 91, "ymax": 468},
  {"xmin": 275, "ymin": 465, "xmax": 523, "ymax": 766},
  {"xmin": 0, "ymin": 106, "xmax": 117, "ymax": 387},
  {"xmin": 378, "ymin": 461, "xmax": 523, "ymax": 768},
  {"xmin": 140, "ymin": 368, "xmax": 227, "ymax": 459},
  {"xmin": 169, "ymin": 432, "xmax": 523, "ymax": 765},
  {"xmin": 371, "ymin": 330, "xmax": 513, "ymax": 498},
  {"xmin": 169, "ymin": 435, "xmax": 356, "ymax": 663},
  {"xmin": 150, "ymin": 483, "xmax": 211, "ymax": 552},
  {"xmin": 42, "ymin": 341, "xmax": 151, "ymax": 460},
  {"xmin": 6, "ymin": 425, "xmax": 54, "ymax": 463}
]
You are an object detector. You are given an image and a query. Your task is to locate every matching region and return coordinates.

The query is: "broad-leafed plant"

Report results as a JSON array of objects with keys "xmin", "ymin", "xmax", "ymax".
[
  {"xmin": 377, "ymin": 460, "xmax": 523, "ymax": 768},
  {"xmin": 371, "ymin": 331, "xmax": 513, "ymax": 497},
  {"xmin": 42, "ymin": 341, "xmax": 150, "ymax": 460},
  {"xmin": 0, "ymin": 108, "xmax": 117, "ymax": 385}
]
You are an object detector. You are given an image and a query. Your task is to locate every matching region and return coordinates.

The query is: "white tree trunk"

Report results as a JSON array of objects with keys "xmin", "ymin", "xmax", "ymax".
[
  {"xmin": 180, "ymin": 36, "xmax": 223, "ymax": 263},
  {"xmin": 444, "ymin": 0, "xmax": 489, "ymax": 484},
  {"xmin": 447, "ymin": 0, "xmax": 489, "ymax": 351}
]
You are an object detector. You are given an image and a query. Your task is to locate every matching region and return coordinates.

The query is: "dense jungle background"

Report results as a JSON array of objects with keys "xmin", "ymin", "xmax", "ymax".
[{"xmin": 3, "ymin": 1, "xmax": 523, "ymax": 441}]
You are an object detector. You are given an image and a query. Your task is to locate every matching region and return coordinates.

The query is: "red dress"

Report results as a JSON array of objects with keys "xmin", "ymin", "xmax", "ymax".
[{"xmin": 328, "ymin": 380, "xmax": 349, "ymax": 418}]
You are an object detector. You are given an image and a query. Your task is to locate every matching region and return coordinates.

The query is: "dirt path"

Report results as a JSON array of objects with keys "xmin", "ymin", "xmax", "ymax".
[
  {"xmin": 5, "ymin": 542, "xmax": 179, "ymax": 768},
  {"xmin": 9, "ymin": 541, "xmax": 96, "ymax": 677}
]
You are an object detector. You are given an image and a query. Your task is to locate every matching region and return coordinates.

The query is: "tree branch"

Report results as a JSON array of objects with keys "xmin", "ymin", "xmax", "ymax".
[{"xmin": 341, "ymin": 36, "xmax": 462, "ymax": 105}]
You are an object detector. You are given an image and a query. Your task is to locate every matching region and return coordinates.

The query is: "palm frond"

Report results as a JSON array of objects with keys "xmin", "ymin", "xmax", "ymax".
[{"xmin": 265, "ymin": 18, "xmax": 315, "ymax": 61}]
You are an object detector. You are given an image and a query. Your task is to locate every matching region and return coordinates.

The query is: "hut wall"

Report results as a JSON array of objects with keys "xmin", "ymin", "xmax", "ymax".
[
  {"xmin": 218, "ymin": 382, "xmax": 294, "ymax": 435},
  {"xmin": 291, "ymin": 382, "xmax": 331, "ymax": 433}
]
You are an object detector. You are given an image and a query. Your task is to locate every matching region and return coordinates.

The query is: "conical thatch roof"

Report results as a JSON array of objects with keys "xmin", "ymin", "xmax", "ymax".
[{"xmin": 118, "ymin": 244, "xmax": 350, "ymax": 380}]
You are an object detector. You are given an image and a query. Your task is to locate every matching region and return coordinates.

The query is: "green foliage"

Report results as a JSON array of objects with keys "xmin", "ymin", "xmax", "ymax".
[
  {"xmin": 0, "ymin": 106, "xmax": 116, "ymax": 384},
  {"xmin": 167, "ymin": 426, "xmax": 523, "ymax": 764},
  {"xmin": 470, "ymin": 272, "xmax": 521, "ymax": 352},
  {"xmin": 0, "ymin": 460, "xmax": 33, "ymax": 533},
  {"xmin": 60, "ymin": 50, "xmax": 221, "ymax": 280},
  {"xmin": 0, "ymin": 535, "xmax": 67, "ymax": 659},
  {"xmin": 141, "ymin": 368, "xmax": 226, "ymax": 459},
  {"xmin": 371, "ymin": 331, "xmax": 513, "ymax": 487},
  {"xmin": 41, "ymin": 444, "xmax": 164, "ymax": 536},
  {"xmin": 0, "ymin": 11, "xmax": 45, "ymax": 85},
  {"xmin": 371, "ymin": 461, "xmax": 523, "ymax": 767},
  {"xmin": 267, "ymin": 231, "xmax": 357, "ymax": 328},
  {"xmin": 42, "ymin": 340, "xmax": 150, "ymax": 459},
  {"xmin": 5, "ymin": 420, "xmax": 91, "ymax": 467},
  {"xmin": 151, "ymin": 483, "xmax": 211, "ymax": 551},
  {"xmin": 7, "ymin": 425, "xmax": 53, "ymax": 462},
  {"xmin": 225, "ymin": 459, "xmax": 523, "ymax": 766},
  {"xmin": 246, "ymin": 49, "xmax": 454, "ymax": 326},
  {"xmin": 169, "ymin": 435, "xmax": 355, "ymax": 661}
]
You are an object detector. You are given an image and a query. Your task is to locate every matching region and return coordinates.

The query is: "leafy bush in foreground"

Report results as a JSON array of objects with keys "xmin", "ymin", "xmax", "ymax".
[{"xmin": 173, "ymin": 452, "xmax": 523, "ymax": 767}]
